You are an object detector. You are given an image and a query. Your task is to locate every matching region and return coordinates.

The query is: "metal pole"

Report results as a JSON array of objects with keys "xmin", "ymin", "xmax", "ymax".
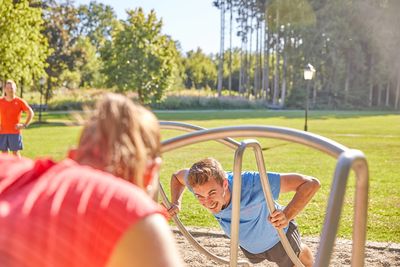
[
  {"xmin": 314, "ymin": 149, "xmax": 368, "ymax": 267},
  {"xmin": 304, "ymin": 81, "xmax": 310, "ymax": 131},
  {"xmin": 39, "ymin": 85, "xmax": 43, "ymax": 123}
]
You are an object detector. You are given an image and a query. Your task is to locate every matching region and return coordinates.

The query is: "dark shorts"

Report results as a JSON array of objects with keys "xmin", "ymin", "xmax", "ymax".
[
  {"xmin": 240, "ymin": 222, "xmax": 302, "ymax": 267},
  {"xmin": 0, "ymin": 134, "xmax": 23, "ymax": 151}
]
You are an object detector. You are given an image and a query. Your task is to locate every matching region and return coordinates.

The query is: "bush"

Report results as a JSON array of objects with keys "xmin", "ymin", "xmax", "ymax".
[{"xmin": 151, "ymin": 94, "xmax": 269, "ymax": 110}]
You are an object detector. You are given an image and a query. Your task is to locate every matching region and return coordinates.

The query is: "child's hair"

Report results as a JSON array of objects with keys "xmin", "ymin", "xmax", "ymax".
[{"xmin": 75, "ymin": 93, "xmax": 160, "ymax": 188}]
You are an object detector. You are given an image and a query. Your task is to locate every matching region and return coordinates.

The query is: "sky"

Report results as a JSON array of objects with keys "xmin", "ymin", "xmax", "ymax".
[{"xmin": 74, "ymin": 0, "xmax": 240, "ymax": 54}]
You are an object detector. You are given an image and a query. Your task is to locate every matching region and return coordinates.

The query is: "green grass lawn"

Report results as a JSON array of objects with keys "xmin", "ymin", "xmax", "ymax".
[{"xmin": 22, "ymin": 110, "xmax": 400, "ymax": 243}]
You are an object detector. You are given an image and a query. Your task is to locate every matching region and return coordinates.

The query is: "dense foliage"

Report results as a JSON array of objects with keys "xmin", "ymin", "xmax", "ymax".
[
  {"xmin": 0, "ymin": 0, "xmax": 49, "ymax": 89},
  {"xmin": 102, "ymin": 8, "xmax": 178, "ymax": 103},
  {"xmin": 0, "ymin": 0, "xmax": 398, "ymax": 109},
  {"xmin": 213, "ymin": 0, "xmax": 400, "ymax": 109}
]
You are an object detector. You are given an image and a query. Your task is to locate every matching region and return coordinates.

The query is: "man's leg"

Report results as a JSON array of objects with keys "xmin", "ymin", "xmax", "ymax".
[
  {"xmin": 299, "ymin": 243, "xmax": 313, "ymax": 267},
  {"xmin": 8, "ymin": 134, "xmax": 23, "ymax": 159},
  {"xmin": 240, "ymin": 246, "xmax": 268, "ymax": 264},
  {"xmin": 0, "ymin": 135, "xmax": 9, "ymax": 154},
  {"xmin": 11, "ymin": 150, "xmax": 21, "ymax": 158},
  {"xmin": 263, "ymin": 222, "xmax": 313, "ymax": 267}
]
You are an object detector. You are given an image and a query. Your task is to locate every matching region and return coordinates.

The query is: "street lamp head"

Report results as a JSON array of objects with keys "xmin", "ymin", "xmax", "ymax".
[
  {"xmin": 39, "ymin": 77, "xmax": 46, "ymax": 86},
  {"xmin": 304, "ymin": 63, "xmax": 316, "ymax": 80}
]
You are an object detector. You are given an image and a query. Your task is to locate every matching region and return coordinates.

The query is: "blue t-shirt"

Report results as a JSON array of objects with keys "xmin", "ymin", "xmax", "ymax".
[{"xmin": 185, "ymin": 171, "xmax": 287, "ymax": 253}]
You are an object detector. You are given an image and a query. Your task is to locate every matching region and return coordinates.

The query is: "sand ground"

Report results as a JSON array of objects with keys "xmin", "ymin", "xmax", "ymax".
[{"xmin": 173, "ymin": 227, "xmax": 400, "ymax": 266}]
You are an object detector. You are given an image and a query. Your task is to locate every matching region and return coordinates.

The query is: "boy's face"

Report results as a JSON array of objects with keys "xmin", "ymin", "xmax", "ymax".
[{"xmin": 193, "ymin": 177, "xmax": 228, "ymax": 214}]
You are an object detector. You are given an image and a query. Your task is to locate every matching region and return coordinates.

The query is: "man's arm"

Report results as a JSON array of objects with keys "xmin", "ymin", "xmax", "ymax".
[
  {"xmin": 167, "ymin": 169, "xmax": 189, "ymax": 217},
  {"xmin": 23, "ymin": 106, "xmax": 34, "ymax": 127},
  {"xmin": 16, "ymin": 106, "xmax": 34, "ymax": 129},
  {"xmin": 269, "ymin": 173, "xmax": 320, "ymax": 229}
]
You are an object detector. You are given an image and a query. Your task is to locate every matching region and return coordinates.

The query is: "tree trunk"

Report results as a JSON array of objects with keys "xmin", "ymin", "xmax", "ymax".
[
  {"xmin": 262, "ymin": 13, "xmax": 270, "ymax": 101},
  {"xmin": 281, "ymin": 44, "xmax": 287, "ymax": 107},
  {"xmin": 45, "ymin": 80, "xmax": 51, "ymax": 105},
  {"xmin": 312, "ymin": 80, "xmax": 317, "ymax": 107},
  {"xmin": 217, "ymin": 0, "xmax": 225, "ymax": 97},
  {"xmin": 272, "ymin": 8, "xmax": 280, "ymax": 105},
  {"xmin": 368, "ymin": 54, "xmax": 374, "ymax": 107},
  {"xmin": 385, "ymin": 82, "xmax": 390, "ymax": 107},
  {"xmin": 377, "ymin": 84, "xmax": 382, "ymax": 106},
  {"xmin": 239, "ymin": 6, "xmax": 249, "ymax": 97},
  {"xmin": 395, "ymin": 73, "xmax": 400, "ymax": 109},
  {"xmin": 20, "ymin": 79, "xmax": 24, "ymax": 98},
  {"xmin": 344, "ymin": 60, "xmax": 350, "ymax": 105},
  {"xmin": 369, "ymin": 82, "xmax": 374, "ymax": 107},
  {"xmin": 247, "ymin": 14, "xmax": 253, "ymax": 99},
  {"xmin": 228, "ymin": 1, "xmax": 233, "ymax": 95},
  {"xmin": 258, "ymin": 22, "xmax": 263, "ymax": 99},
  {"xmin": 254, "ymin": 20, "xmax": 260, "ymax": 98}
]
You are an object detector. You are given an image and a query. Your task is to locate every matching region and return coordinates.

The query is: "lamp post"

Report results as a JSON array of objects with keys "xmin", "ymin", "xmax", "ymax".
[
  {"xmin": 303, "ymin": 63, "xmax": 315, "ymax": 131},
  {"xmin": 39, "ymin": 77, "xmax": 46, "ymax": 123}
]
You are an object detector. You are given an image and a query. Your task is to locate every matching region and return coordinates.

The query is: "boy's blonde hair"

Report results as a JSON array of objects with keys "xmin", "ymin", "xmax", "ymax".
[
  {"xmin": 75, "ymin": 93, "xmax": 160, "ymax": 189},
  {"xmin": 188, "ymin": 158, "xmax": 226, "ymax": 188}
]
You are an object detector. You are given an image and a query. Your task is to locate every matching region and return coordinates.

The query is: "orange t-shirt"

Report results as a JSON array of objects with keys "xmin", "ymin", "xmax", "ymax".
[
  {"xmin": 0, "ymin": 97, "xmax": 30, "ymax": 134},
  {"xmin": 0, "ymin": 154, "xmax": 164, "ymax": 267}
]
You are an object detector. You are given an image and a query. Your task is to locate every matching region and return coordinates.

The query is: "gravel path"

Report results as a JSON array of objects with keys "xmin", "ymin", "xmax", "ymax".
[{"xmin": 173, "ymin": 227, "xmax": 400, "ymax": 266}]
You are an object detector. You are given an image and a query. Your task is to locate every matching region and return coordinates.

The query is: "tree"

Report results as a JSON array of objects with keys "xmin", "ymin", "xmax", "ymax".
[
  {"xmin": 102, "ymin": 8, "xmax": 178, "ymax": 103},
  {"xmin": 0, "ymin": 0, "xmax": 49, "ymax": 87},
  {"xmin": 183, "ymin": 48, "xmax": 217, "ymax": 90},
  {"xmin": 65, "ymin": 36, "xmax": 103, "ymax": 88},
  {"xmin": 77, "ymin": 1, "xmax": 117, "ymax": 50},
  {"xmin": 42, "ymin": 0, "xmax": 79, "ymax": 102},
  {"xmin": 214, "ymin": 0, "xmax": 226, "ymax": 97}
]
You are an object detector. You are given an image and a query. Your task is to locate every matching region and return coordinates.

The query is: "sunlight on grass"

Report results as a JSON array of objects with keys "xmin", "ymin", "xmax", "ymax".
[{"xmin": 22, "ymin": 110, "xmax": 400, "ymax": 242}]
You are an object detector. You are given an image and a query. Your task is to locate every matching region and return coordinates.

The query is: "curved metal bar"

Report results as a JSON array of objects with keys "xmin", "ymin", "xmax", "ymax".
[
  {"xmin": 162, "ymin": 125, "xmax": 348, "ymax": 157},
  {"xmin": 159, "ymin": 122, "xmax": 249, "ymax": 266},
  {"xmin": 160, "ymin": 121, "xmax": 240, "ymax": 149},
  {"xmin": 159, "ymin": 123, "xmax": 368, "ymax": 267},
  {"xmin": 158, "ymin": 181, "xmax": 251, "ymax": 267},
  {"xmin": 230, "ymin": 144, "xmax": 244, "ymax": 266},
  {"xmin": 315, "ymin": 149, "xmax": 369, "ymax": 267},
  {"xmin": 230, "ymin": 140, "xmax": 304, "ymax": 267}
]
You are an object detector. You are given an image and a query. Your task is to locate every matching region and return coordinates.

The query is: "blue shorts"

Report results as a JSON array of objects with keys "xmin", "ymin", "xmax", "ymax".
[{"xmin": 0, "ymin": 134, "xmax": 23, "ymax": 151}]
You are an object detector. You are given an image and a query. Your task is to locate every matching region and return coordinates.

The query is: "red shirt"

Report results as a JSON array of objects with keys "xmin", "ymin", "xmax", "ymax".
[
  {"xmin": 0, "ymin": 154, "xmax": 164, "ymax": 267},
  {"xmin": 0, "ymin": 97, "xmax": 30, "ymax": 134}
]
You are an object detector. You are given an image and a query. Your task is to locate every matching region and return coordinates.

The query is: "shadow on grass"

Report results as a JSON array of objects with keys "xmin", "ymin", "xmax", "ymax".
[
  {"xmin": 30, "ymin": 110, "xmax": 399, "ymax": 126},
  {"xmin": 155, "ymin": 110, "xmax": 399, "ymax": 121},
  {"xmin": 29, "ymin": 121, "xmax": 81, "ymax": 128}
]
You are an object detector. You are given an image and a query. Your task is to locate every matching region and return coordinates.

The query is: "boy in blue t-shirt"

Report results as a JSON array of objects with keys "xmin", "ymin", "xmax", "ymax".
[{"xmin": 168, "ymin": 158, "xmax": 320, "ymax": 267}]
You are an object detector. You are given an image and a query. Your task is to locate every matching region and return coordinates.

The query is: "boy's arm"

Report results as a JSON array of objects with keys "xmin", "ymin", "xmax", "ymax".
[
  {"xmin": 167, "ymin": 169, "xmax": 189, "ymax": 217},
  {"xmin": 269, "ymin": 173, "xmax": 320, "ymax": 229}
]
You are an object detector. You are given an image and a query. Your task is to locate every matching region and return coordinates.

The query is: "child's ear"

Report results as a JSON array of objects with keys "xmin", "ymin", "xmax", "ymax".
[
  {"xmin": 67, "ymin": 148, "xmax": 77, "ymax": 160},
  {"xmin": 143, "ymin": 157, "xmax": 162, "ymax": 199}
]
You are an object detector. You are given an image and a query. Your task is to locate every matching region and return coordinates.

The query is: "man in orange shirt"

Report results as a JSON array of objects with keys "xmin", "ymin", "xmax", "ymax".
[{"xmin": 0, "ymin": 79, "xmax": 34, "ymax": 158}]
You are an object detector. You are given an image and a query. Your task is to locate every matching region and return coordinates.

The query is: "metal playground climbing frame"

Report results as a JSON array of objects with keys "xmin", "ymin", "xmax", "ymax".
[{"xmin": 158, "ymin": 121, "xmax": 369, "ymax": 267}]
